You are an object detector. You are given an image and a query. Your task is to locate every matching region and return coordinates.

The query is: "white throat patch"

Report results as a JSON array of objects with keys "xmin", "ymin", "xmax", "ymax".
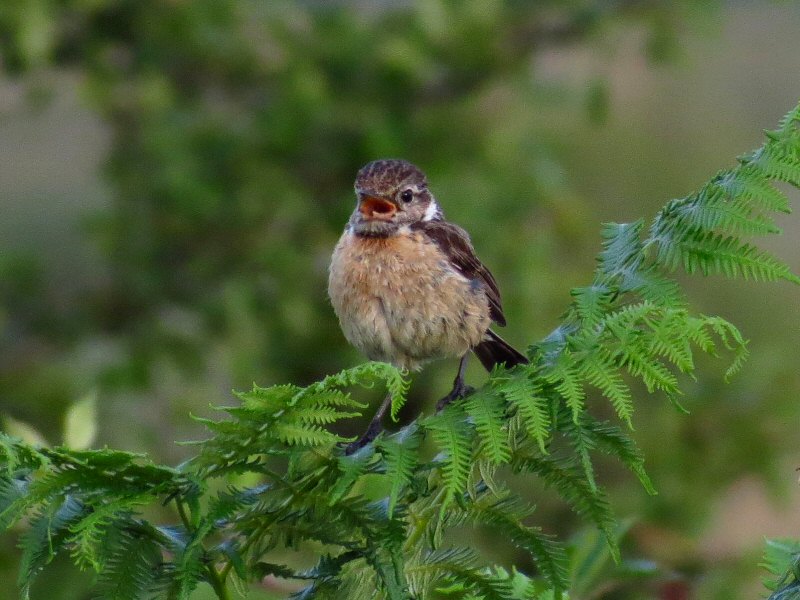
[{"xmin": 423, "ymin": 200, "xmax": 441, "ymax": 222}]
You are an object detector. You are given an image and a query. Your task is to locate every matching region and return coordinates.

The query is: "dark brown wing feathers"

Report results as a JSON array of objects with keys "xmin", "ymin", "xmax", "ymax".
[{"xmin": 412, "ymin": 220, "xmax": 506, "ymax": 326}]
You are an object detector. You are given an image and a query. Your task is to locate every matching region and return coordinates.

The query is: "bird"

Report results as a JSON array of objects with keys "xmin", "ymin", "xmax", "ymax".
[{"xmin": 328, "ymin": 159, "xmax": 528, "ymax": 451}]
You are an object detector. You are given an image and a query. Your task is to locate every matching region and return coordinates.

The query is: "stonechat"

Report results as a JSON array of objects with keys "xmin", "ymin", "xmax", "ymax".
[{"xmin": 329, "ymin": 159, "xmax": 527, "ymax": 450}]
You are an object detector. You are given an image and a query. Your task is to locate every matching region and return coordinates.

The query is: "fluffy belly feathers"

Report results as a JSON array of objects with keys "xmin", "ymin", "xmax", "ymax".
[{"xmin": 328, "ymin": 230, "xmax": 491, "ymax": 370}]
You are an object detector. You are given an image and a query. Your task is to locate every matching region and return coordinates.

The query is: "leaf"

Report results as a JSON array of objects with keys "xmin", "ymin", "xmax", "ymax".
[
  {"xmin": 63, "ymin": 392, "xmax": 98, "ymax": 450},
  {"xmin": 501, "ymin": 374, "xmax": 551, "ymax": 453},
  {"xmin": 377, "ymin": 425, "xmax": 421, "ymax": 519},
  {"xmin": 19, "ymin": 496, "xmax": 88, "ymax": 597},
  {"xmin": 2, "ymin": 416, "xmax": 48, "ymax": 447},
  {"xmin": 512, "ymin": 452, "xmax": 618, "ymax": 561},
  {"xmin": 426, "ymin": 408, "xmax": 473, "ymax": 511},
  {"xmin": 463, "ymin": 390, "xmax": 510, "ymax": 465},
  {"xmin": 93, "ymin": 522, "xmax": 165, "ymax": 600},
  {"xmin": 469, "ymin": 496, "xmax": 569, "ymax": 595}
]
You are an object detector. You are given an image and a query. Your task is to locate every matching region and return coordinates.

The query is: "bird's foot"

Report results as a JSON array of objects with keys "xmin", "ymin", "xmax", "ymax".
[
  {"xmin": 343, "ymin": 421, "xmax": 383, "ymax": 455},
  {"xmin": 343, "ymin": 394, "xmax": 391, "ymax": 455},
  {"xmin": 435, "ymin": 380, "xmax": 475, "ymax": 412}
]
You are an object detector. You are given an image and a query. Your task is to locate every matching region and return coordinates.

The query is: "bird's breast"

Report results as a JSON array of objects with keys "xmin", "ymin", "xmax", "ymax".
[{"xmin": 328, "ymin": 229, "xmax": 491, "ymax": 369}]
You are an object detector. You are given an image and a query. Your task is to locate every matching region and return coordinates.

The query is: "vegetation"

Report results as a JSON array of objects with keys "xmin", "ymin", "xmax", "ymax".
[
  {"xmin": 2, "ymin": 1, "xmax": 800, "ymax": 598},
  {"xmin": 0, "ymin": 103, "xmax": 797, "ymax": 599}
]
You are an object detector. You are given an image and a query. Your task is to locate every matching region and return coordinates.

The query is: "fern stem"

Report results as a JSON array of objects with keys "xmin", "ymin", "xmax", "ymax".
[
  {"xmin": 206, "ymin": 565, "xmax": 233, "ymax": 600},
  {"xmin": 174, "ymin": 498, "xmax": 232, "ymax": 600},
  {"xmin": 175, "ymin": 497, "xmax": 192, "ymax": 531}
]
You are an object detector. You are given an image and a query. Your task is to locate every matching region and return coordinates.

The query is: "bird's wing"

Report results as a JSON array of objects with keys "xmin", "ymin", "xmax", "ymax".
[{"xmin": 413, "ymin": 219, "xmax": 506, "ymax": 326}]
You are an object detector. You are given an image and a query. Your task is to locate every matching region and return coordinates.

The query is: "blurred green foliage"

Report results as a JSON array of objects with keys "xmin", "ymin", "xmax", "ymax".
[{"xmin": 1, "ymin": 1, "xmax": 799, "ymax": 598}]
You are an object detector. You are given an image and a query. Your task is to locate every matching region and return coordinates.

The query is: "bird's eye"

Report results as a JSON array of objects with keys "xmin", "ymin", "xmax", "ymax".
[{"xmin": 400, "ymin": 189, "xmax": 413, "ymax": 203}]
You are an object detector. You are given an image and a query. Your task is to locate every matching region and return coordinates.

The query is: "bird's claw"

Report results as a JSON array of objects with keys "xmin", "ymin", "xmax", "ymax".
[{"xmin": 436, "ymin": 382, "xmax": 475, "ymax": 412}]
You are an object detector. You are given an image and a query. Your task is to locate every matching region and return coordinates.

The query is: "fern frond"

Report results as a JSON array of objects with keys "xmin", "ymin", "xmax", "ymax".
[
  {"xmin": 377, "ymin": 425, "xmax": 421, "ymax": 519},
  {"xmin": 558, "ymin": 416, "xmax": 598, "ymax": 492},
  {"xmin": 463, "ymin": 389, "xmax": 511, "ymax": 465},
  {"xmin": 668, "ymin": 229, "xmax": 799, "ymax": 282},
  {"xmin": 571, "ymin": 284, "xmax": 614, "ymax": 327},
  {"xmin": 364, "ymin": 540, "xmax": 408, "ymax": 600},
  {"xmin": 713, "ymin": 168, "xmax": 791, "ymax": 214},
  {"xmin": 577, "ymin": 416, "xmax": 656, "ymax": 495},
  {"xmin": 578, "ymin": 351, "xmax": 633, "ymax": 427},
  {"xmin": 328, "ymin": 446, "xmax": 377, "ymax": 506},
  {"xmin": 669, "ymin": 181, "xmax": 780, "ymax": 236},
  {"xmin": 272, "ymin": 422, "xmax": 344, "ymax": 447},
  {"xmin": 92, "ymin": 520, "xmax": 165, "ymax": 600},
  {"xmin": 0, "ymin": 474, "xmax": 31, "ymax": 529},
  {"xmin": 703, "ymin": 315, "xmax": 750, "ymax": 380},
  {"xmin": 18, "ymin": 496, "xmax": 88, "ymax": 597},
  {"xmin": 468, "ymin": 496, "xmax": 569, "ymax": 595},
  {"xmin": 435, "ymin": 565, "xmax": 517, "ymax": 600},
  {"xmin": 745, "ymin": 142, "xmax": 800, "ymax": 187},
  {"xmin": 170, "ymin": 531, "xmax": 206, "ymax": 600},
  {"xmin": 500, "ymin": 373, "xmax": 552, "ymax": 454},
  {"xmin": 67, "ymin": 497, "xmax": 152, "ymax": 571},
  {"xmin": 598, "ymin": 220, "xmax": 645, "ymax": 277},
  {"xmin": 407, "ymin": 547, "xmax": 478, "ymax": 598},
  {"xmin": 618, "ymin": 265, "xmax": 685, "ymax": 307},
  {"xmin": 544, "ymin": 357, "xmax": 585, "ymax": 419},
  {"xmin": 294, "ymin": 362, "xmax": 408, "ymax": 410},
  {"xmin": 512, "ymin": 452, "xmax": 618, "ymax": 560},
  {"xmin": 291, "ymin": 405, "xmax": 364, "ymax": 425},
  {"xmin": 615, "ymin": 337, "xmax": 680, "ymax": 395},
  {"xmin": 425, "ymin": 407, "xmax": 473, "ymax": 510}
]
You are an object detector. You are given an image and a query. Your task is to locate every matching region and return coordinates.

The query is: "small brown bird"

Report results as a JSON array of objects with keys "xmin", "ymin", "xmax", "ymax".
[{"xmin": 329, "ymin": 159, "xmax": 527, "ymax": 450}]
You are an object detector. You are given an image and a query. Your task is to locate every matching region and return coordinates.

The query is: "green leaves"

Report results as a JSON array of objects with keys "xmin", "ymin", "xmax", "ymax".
[
  {"xmin": 762, "ymin": 538, "xmax": 800, "ymax": 598},
  {"xmin": 648, "ymin": 102, "xmax": 800, "ymax": 285},
  {"xmin": 0, "ymin": 103, "xmax": 798, "ymax": 599}
]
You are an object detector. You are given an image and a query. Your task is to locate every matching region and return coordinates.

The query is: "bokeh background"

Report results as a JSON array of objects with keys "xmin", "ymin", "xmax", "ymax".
[{"xmin": 1, "ymin": 1, "xmax": 799, "ymax": 598}]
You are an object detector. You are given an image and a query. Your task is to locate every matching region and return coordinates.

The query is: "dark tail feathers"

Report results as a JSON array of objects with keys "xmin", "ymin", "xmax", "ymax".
[{"xmin": 473, "ymin": 330, "xmax": 528, "ymax": 372}]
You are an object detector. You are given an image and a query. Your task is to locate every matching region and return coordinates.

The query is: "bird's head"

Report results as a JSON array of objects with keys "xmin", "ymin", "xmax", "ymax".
[{"xmin": 350, "ymin": 159, "xmax": 442, "ymax": 236}]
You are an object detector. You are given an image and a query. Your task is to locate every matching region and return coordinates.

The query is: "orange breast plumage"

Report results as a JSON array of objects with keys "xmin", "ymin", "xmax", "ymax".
[{"xmin": 328, "ymin": 228, "xmax": 492, "ymax": 371}]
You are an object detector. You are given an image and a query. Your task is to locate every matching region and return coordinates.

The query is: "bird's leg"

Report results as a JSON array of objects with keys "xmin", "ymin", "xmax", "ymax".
[
  {"xmin": 436, "ymin": 353, "xmax": 475, "ymax": 412},
  {"xmin": 345, "ymin": 391, "xmax": 392, "ymax": 455}
]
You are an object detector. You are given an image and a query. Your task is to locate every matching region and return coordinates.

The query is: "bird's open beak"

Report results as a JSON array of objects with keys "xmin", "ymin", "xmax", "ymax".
[{"xmin": 358, "ymin": 196, "xmax": 397, "ymax": 220}]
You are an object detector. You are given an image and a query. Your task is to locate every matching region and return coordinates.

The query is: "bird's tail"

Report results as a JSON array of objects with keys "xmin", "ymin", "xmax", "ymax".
[{"xmin": 473, "ymin": 330, "xmax": 528, "ymax": 372}]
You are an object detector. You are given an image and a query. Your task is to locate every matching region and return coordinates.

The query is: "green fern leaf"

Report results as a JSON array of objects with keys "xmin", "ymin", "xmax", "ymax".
[
  {"xmin": 18, "ymin": 496, "xmax": 88, "ymax": 597},
  {"xmin": 579, "ymin": 416, "xmax": 656, "ymax": 495},
  {"xmin": 365, "ymin": 541, "xmax": 408, "ymax": 600},
  {"xmin": 407, "ymin": 547, "xmax": 478, "ymax": 598},
  {"xmin": 571, "ymin": 284, "xmax": 613, "ymax": 327},
  {"xmin": 329, "ymin": 445, "xmax": 376, "ymax": 506},
  {"xmin": 272, "ymin": 422, "xmax": 344, "ymax": 447},
  {"xmin": 463, "ymin": 390, "xmax": 511, "ymax": 465},
  {"xmin": 544, "ymin": 357, "xmax": 585, "ymax": 420},
  {"xmin": 646, "ymin": 309, "xmax": 695, "ymax": 374},
  {"xmin": 745, "ymin": 143, "xmax": 800, "ymax": 187},
  {"xmin": 578, "ymin": 352, "xmax": 633, "ymax": 427},
  {"xmin": 377, "ymin": 425, "xmax": 421, "ymax": 519},
  {"xmin": 93, "ymin": 521, "xmax": 165, "ymax": 600},
  {"xmin": 500, "ymin": 374, "xmax": 552, "ymax": 454},
  {"xmin": 292, "ymin": 406, "xmax": 363, "ymax": 425},
  {"xmin": 512, "ymin": 452, "xmax": 618, "ymax": 561},
  {"xmin": 68, "ymin": 497, "xmax": 152, "ymax": 571},
  {"xmin": 0, "ymin": 475, "xmax": 30, "ymax": 529},
  {"xmin": 426, "ymin": 408, "xmax": 473, "ymax": 511},
  {"xmin": 615, "ymin": 338, "xmax": 680, "ymax": 395},
  {"xmin": 598, "ymin": 220, "xmax": 644, "ymax": 276},
  {"xmin": 435, "ymin": 565, "xmax": 516, "ymax": 600},
  {"xmin": 469, "ymin": 496, "xmax": 569, "ymax": 595},
  {"xmin": 714, "ymin": 168, "xmax": 790, "ymax": 214},
  {"xmin": 670, "ymin": 185, "xmax": 780, "ymax": 236},
  {"xmin": 703, "ymin": 316, "xmax": 750, "ymax": 380},
  {"xmin": 170, "ymin": 534, "xmax": 206, "ymax": 600}
]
